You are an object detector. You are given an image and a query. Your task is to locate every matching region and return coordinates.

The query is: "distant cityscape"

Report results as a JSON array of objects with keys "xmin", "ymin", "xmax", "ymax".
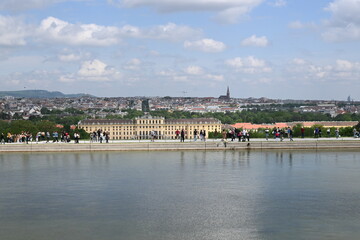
[{"xmin": 0, "ymin": 89, "xmax": 359, "ymax": 121}]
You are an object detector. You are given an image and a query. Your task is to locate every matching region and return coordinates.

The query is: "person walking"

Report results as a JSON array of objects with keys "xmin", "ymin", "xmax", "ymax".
[{"xmin": 289, "ymin": 128, "xmax": 294, "ymax": 141}]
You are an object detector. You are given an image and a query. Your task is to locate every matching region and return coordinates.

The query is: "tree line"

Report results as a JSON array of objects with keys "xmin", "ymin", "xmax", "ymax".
[{"xmin": 1, "ymin": 108, "xmax": 360, "ymax": 139}]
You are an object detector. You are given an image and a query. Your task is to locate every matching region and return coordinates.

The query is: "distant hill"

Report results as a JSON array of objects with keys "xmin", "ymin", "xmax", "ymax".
[{"xmin": 0, "ymin": 90, "xmax": 94, "ymax": 98}]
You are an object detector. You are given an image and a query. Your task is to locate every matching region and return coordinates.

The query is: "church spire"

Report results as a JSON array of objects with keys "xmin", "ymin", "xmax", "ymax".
[{"xmin": 226, "ymin": 86, "xmax": 230, "ymax": 98}]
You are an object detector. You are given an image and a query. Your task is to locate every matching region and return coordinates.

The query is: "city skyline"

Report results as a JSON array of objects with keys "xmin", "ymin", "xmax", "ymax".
[{"xmin": 1, "ymin": 0, "xmax": 360, "ymax": 100}]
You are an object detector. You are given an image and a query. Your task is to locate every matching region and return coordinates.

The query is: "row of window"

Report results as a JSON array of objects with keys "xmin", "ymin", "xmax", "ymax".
[
  {"xmin": 83, "ymin": 125, "xmax": 221, "ymax": 135},
  {"xmin": 137, "ymin": 120, "xmax": 164, "ymax": 124}
]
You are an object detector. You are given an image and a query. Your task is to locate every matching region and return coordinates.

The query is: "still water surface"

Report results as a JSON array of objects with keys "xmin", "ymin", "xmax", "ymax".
[{"xmin": 0, "ymin": 150, "xmax": 360, "ymax": 240}]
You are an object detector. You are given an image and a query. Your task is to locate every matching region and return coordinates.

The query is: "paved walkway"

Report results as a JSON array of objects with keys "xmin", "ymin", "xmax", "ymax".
[
  {"xmin": 1, "ymin": 137, "xmax": 359, "ymax": 145},
  {"xmin": 0, "ymin": 137, "xmax": 360, "ymax": 152}
]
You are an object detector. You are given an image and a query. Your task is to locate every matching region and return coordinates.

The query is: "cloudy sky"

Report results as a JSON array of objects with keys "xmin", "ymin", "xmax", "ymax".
[{"xmin": 1, "ymin": 0, "xmax": 360, "ymax": 100}]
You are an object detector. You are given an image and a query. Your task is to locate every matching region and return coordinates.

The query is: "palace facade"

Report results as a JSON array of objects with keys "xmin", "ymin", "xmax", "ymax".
[{"xmin": 78, "ymin": 115, "xmax": 222, "ymax": 140}]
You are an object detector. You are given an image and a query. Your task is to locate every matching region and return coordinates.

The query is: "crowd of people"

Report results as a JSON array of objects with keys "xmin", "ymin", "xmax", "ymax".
[
  {"xmin": 1, "ymin": 126, "xmax": 359, "ymax": 145},
  {"xmin": 90, "ymin": 129, "xmax": 110, "ymax": 143},
  {"xmin": 0, "ymin": 131, "xmax": 79, "ymax": 144}
]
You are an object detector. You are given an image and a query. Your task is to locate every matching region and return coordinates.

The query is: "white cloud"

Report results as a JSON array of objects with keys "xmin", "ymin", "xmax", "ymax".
[
  {"xmin": 3, "ymin": 70, "xmax": 61, "ymax": 89},
  {"xmin": 124, "ymin": 58, "xmax": 142, "ymax": 70},
  {"xmin": 184, "ymin": 38, "xmax": 226, "ymax": 53},
  {"xmin": 0, "ymin": 15, "xmax": 202, "ymax": 48},
  {"xmin": 157, "ymin": 66, "xmax": 224, "ymax": 85},
  {"xmin": 270, "ymin": 0, "xmax": 287, "ymax": 7},
  {"xmin": 57, "ymin": 49, "xmax": 91, "ymax": 62},
  {"xmin": 241, "ymin": 35, "xmax": 269, "ymax": 47},
  {"xmin": 288, "ymin": 21, "xmax": 305, "ymax": 29},
  {"xmin": 144, "ymin": 23, "xmax": 202, "ymax": 42},
  {"xmin": 0, "ymin": 15, "xmax": 29, "ymax": 46},
  {"xmin": 37, "ymin": 17, "xmax": 202, "ymax": 45},
  {"xmin": 292, "ymin": 58, "xmax": 306, "ymax": 65},
  {"xmin": 322, "ymin": 0, "xmax": 360, "ymax": 42},
  {"xmin": 37, "ymin": 17, "xmax": 121, "ymax": 46},
  {"xmin": 287, "ymin": 58, "xmax": 360, "ymax": 83},
  {"xmin": 112, "ymin": 0, "xmax": 264, "ymax": 24},
  {"xmin": 335, "ymin": 59, "xmax": 360, "ymax": 71},
  {"xmin": 0, "ymin": 0, "xmax": 77, "ymax": 11},
  {"xmin": 118, "ymin": 23, "xmax": 202, "ymax": 41},
  {"xmin": 184, "ymin": 66, "xmax": 204, "ymax": 75},
  {"xmin": 58, "ymin": 53, "xmax": 81, "ymax": 62},
  {"xmin": 206, "ymin": 74, "xmax": 224, "ymax": 81},
  {"xmin": 60, "ymin": 59, "xmax": 121, "ymax": 82},
  {"xmin": 226, "ymin": 56, "xmax": 272, "ymax": 73}
]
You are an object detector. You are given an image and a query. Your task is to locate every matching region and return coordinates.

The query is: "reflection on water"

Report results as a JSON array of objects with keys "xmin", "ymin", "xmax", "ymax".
[{"xmin": 0, "ymin": 150, "xmax": 360, "ymax": 240}]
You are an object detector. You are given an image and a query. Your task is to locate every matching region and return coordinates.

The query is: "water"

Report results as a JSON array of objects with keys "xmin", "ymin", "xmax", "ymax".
[{"xmin": 0, "ymin": 150, "xmax": 360, "ymax": 240}]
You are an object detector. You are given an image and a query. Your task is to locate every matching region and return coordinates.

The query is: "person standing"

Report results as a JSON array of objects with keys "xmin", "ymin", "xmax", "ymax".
[
  {"xmin": 180, "ymin": 129, "xmax": 185, "ymax": 142},
  {"xmin": 301, "ymin": 127, "xmax": 305, "ymax": 138},
  {"xmin": 175, "ymin": 129, "xmax": 180, "ymax": 139},
  {"xmin": 314, "ymin": 127, "xmax": 319, "ymax": 138},
  {"xmin": 105, "ymin": 132, "xmax": 110, "ymax": 143},
  {"xmin": 273, "ymin": 127, "xmax": 277, "ymax": 139},
  {"xmin": 193, "ymin": 129, "xmax": 198, "ymax": 141},
  {"xmin": 46, "ymin": 132, "xmax": 50, "ymax": 143},
  {"xmin": 230, "ymin": 129, "xmax": 235, "ymax": 141},
  {"xmin": 0, "ymin": 133, "xmax": 5, "ymax": 144},
  {"xmin": 265, "ymin": 128, "xmax": 269, "ymax": 140},
  {"xmin": 335, "ymin": 128, "xmax": 339, "ymax": 139},
  {"xmin": 287, "ymin": 127, "xmax": 291, "ymax": 139},
  {"xmin": 199, "ymin": 130, "xmax": 203, "ymax": 141},
  {"xmin": 237, "ymin": 131, "xmax": 242, "ymax": 142},
  {"xmin": 99, "ymin": 132, "xmax": 103, "ymax": 143},
  {"xmin": 222, "ymin": 129, "xmax": 227, "ymax": 141},
  {"xmin": 327, "ymin": 128, "xmax": 331, "ymax": 137},
  {"xmin": 203, "ymin": 130, "xmax": 206, "ymax": 141}
]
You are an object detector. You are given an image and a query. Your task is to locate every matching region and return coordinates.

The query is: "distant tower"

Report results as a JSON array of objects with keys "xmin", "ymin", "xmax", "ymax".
[{"xmin": 219, "ymin": 86, "xmax": 230, "ymax": 101}]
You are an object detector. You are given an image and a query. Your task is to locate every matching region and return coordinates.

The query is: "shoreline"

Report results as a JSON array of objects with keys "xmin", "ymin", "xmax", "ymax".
[{"xmin": 0, "ymin": 138, "xmax": 360, "ymax": 152}]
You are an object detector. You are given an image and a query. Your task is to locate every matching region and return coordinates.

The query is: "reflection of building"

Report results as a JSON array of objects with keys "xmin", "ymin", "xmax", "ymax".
[
  {"xmin": 78, "ymin": 115, "xmax": 222, "ymax": 140},
  {"xmin": 219, "ymin": 86, "xmax": 230, "ymax": 101}
]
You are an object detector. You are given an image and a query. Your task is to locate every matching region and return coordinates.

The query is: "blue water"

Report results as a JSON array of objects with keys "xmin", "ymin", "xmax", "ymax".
[{"xmin": 0, "ymin": 150, "xmax": 360, "ymax": 240}]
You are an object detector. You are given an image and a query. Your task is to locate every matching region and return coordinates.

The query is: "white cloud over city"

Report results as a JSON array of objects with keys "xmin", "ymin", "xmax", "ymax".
[{"xmin": 0, "ymin": 0, "xmax": 359, "ymax": 99}]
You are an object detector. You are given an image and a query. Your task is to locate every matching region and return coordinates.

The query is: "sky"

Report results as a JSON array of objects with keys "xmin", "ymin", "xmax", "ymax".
[{"xmin": 1, "ymin": 0, "xmax": 360, "ymax": 100}]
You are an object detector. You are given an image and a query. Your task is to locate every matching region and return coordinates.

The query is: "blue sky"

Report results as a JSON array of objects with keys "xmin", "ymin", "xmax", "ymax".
[{"xmin": 1, "ymin": 0, "xmax": 360, "ymax": 100}]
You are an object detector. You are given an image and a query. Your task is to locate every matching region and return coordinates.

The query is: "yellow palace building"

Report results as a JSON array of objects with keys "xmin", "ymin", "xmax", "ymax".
[{"xmin": 78, "ymin": 115, "xmax": 222, "ymax": 140}]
